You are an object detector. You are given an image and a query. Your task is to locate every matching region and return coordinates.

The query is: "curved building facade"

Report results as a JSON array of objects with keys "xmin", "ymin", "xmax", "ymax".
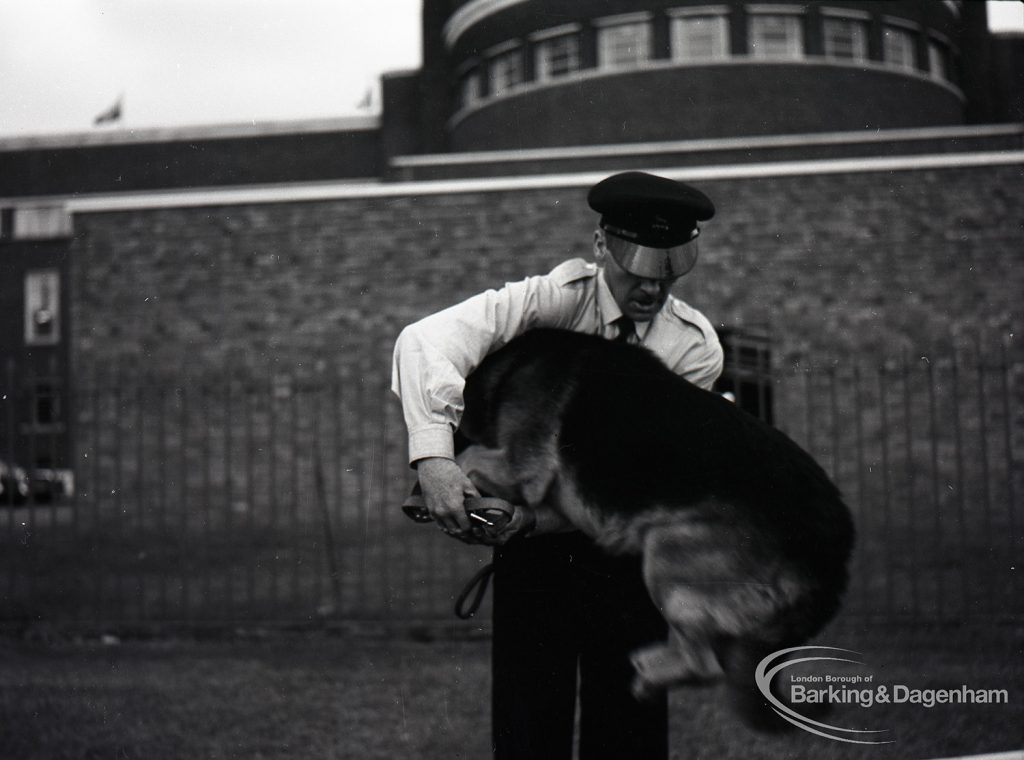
[{"xmin": 424, "ymin": 0, "xmax": 976, "ymax": 150}]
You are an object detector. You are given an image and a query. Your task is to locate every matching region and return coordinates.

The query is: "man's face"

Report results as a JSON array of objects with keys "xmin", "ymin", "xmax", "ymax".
[{"xmin": 595, "ymin": 232, "xmax": 681, "ymax": 322}]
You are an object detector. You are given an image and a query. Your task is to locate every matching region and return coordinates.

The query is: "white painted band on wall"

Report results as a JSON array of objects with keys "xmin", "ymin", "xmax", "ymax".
[
  {"xmin": 393, "ymin": 124, "xmax": 1024, "ymax": 169},
  {"xmin": 12, "ymin": 150, "xmax": 1018, "ymax": 214}
]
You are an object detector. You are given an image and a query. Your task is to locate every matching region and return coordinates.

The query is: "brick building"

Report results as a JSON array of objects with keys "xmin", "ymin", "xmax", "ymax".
[{"xmin": 1, "ymin": 0, "xmax": 1022, "ymax": 507}]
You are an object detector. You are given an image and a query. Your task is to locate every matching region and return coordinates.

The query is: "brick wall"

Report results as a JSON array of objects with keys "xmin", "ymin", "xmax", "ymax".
[{"xmin": 70, "ymin": 162, "xmax": 1023, "ymax": 385}]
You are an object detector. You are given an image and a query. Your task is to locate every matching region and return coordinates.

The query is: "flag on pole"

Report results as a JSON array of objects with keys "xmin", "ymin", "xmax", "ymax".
[{"xmin": 93, "ymin": 95, "xmax": 123, "ymax": 126}]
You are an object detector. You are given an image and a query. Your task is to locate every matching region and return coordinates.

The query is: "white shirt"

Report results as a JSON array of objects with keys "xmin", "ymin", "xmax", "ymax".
[{"xmin": 391, "ymin": 258, "xmax": 724, "ymax": 463}]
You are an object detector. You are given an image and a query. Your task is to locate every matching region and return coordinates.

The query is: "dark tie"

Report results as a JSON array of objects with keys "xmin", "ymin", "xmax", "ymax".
[{"xmin": 614, "ymin": 317, "xmax": 636, "ymax": 344}]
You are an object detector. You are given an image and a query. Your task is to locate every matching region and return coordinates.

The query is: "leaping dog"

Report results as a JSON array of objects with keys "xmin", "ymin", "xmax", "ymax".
[{"xmin": 453, "ymin": 328, "xmax": 855, "ymax": 728}]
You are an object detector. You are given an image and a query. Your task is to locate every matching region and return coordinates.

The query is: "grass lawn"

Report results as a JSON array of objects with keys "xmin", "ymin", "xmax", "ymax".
[{"xmin": 1, "ymin": 620, "xmax": 1021, "ymax": 760}]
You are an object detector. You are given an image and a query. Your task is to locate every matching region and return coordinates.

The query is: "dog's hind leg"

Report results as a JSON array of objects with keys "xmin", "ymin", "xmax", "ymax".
[
  {"xmin": 633, "ymin": 515, "xmax": 794, "ymax": 693},
  {"xmin": 629, "ymin": 519, "xmax": 733, "ymax": 696},
  {"xmin": 638, "ymin": 515, "xmax": 822, "ymax": 730}
]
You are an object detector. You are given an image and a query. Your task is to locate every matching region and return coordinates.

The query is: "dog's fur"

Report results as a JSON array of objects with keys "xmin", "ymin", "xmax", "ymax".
[{"xmin": 456, "ymin": 328, "xmax": 855, "ymax": 727}]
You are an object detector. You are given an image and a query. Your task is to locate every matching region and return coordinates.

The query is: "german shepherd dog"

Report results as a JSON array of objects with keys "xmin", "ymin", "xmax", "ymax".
[{"xmin": 455, "ymin": 328, "xmax": 855, "ymax": 727}]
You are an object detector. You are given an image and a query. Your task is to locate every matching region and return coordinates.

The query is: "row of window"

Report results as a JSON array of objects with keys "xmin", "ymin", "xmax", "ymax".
[{"xmin": 458, "ymin": 9, "xmax": 955, "ymax": 110}]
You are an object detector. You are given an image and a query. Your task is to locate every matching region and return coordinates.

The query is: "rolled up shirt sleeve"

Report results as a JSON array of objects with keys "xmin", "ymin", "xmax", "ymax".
[{"xmin": 391, "ymin": 274, "xmax": 577, "ymax": 464}]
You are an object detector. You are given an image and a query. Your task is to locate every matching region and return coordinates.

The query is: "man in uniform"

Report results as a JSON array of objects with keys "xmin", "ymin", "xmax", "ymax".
[{"xmin": 391, "ymin": 171, "xmax": 723, "ymax": 758}]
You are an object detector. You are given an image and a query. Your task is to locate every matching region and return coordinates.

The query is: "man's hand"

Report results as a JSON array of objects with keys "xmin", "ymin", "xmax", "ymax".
[{"xmin": 416, "ymin": 457, "xmax": 480, "ymax": 541}]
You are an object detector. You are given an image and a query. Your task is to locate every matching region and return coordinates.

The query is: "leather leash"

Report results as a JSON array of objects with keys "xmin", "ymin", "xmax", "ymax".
[
  {"xmin": 454, "ymin": 562, "xmax": 495, "ymax": 619},
  {"xmin": 401, "ymin": 492, "xmax": 511, "ymax": 619}
]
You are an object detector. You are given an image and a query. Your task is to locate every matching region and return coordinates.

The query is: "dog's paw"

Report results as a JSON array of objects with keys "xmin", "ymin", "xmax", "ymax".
[
  {"xmin": 630, "ymin": 642, "xmax": 722, "ymax": 697},
  {"xmin": 629, "ymin": 645, "xmax": 675, "ymax": 700}
]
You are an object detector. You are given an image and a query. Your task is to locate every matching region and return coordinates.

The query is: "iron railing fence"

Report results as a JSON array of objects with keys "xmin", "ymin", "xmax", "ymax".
[
  {"xmin": 774, "ymin": 346, "xmax": 1021, "ymax": 624},
  {"xmin": 0, "ymin": 347, "xmax": 1020, "ymax": 628}
]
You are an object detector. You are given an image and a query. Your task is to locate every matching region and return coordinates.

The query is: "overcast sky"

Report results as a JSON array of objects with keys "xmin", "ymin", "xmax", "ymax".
[
  {"xmin": 0, "ymin": 0, "xmax": 1021, "ymax": 139},
  {"xmin": 0, "ymin": 0, "xmax": 422, "ymax": 137}
]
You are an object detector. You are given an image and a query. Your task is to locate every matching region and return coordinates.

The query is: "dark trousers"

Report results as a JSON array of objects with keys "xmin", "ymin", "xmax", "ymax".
[{"xmin": 491, "ymin": 532, "xmax": 669, "ymax": 759}]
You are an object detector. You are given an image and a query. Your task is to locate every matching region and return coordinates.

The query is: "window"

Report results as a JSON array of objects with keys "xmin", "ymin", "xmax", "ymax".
[
  {"xmin": 883, "ymin": 25, "xmax": 917, "ymax": 71},
  {"xmin": 24, "ymin": 269, "xmax": 61, "ymax": 346},
  {"xmin": 749, "ymin": 14, "xmax": 804, "ymax": 60},
  {"xmin": 3, "ymin": 206, "xmax": 72, "ymax": 240},
  {"xmin": 458, "ymin": 70, "xmax": 483, "ymax": 109},
  {"xmin": 32, "ymin": 382, "xmax": 61, "ymax": 427},
  {"xmin": 597, "ymin": 22, "xmax": 652, "ymax": 69},
  {"xmin": 671, "ymin": 14, "xmax": 729, "ymax": 61},
  {"xmin": 822, "ymin": 17, "xmax": 868, "ymax": 61},
  {"xmin": 489, "ymin": 47, "xmax": 524, "ymax": 95},
  {"xmin": 714, "ymin": 328, "xmax": 774, "ymax": 424},
  {"xmin": 928, "ymin": 38, "xmax": 949, "ymax": 81},
  {"xmin": 534, "ymin": 34, "xmax": 580, "ymax": 81}
]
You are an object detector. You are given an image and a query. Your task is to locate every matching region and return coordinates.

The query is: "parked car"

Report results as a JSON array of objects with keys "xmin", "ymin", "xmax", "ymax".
[{"xmin": 0, "ymin": 459, "xmax": 30, "ymax": 506}]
